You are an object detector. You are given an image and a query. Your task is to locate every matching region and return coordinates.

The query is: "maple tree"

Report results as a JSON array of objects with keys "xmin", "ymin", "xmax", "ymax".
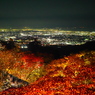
[
  {"xmin": 0, "ymin": 50, "xmax": 45, "ymax": 87},
  {"xmin": 0, "ymin": 50, "xmax": 95, "ymax": 94}
]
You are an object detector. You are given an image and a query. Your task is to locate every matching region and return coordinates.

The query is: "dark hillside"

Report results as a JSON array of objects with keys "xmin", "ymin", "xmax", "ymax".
[{"xmin": 28, "ymin": 40, "xmax": 95, "ymax": 59}]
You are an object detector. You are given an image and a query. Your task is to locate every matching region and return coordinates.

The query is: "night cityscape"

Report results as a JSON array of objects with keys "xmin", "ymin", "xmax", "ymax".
[
  {"xmin": 0, "ymin": 28, "xmax": 95, "ymax": 48},
  {"xmin": 0, "ymin": 0, "xmax": 95, "ymax": 94}
]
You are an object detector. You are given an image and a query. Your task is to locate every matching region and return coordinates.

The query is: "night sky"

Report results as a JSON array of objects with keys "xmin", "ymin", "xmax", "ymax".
[{"xmin": 0, "ymin": 0, "xmax": 95, "ymax": 29}]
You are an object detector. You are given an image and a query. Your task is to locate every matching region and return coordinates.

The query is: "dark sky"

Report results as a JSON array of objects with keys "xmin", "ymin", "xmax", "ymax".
[{"xmin": 0, "ymin": 0, "xmax": 95, "ymax": 29}]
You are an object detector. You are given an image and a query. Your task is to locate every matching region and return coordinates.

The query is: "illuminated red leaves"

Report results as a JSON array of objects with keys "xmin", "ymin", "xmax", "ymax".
[
  {"xmin": 1, "ymin": 51, "xmax": 95, "ymax": 94},
  {"xmin": 20, "ymin": 53, "xmax": 44, "ymax": 69}
]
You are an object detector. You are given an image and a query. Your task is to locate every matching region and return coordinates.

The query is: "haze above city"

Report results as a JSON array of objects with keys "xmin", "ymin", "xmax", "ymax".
[{"xmin": 0, "ymin": 0, "xmax": 95, "ymax": 29}]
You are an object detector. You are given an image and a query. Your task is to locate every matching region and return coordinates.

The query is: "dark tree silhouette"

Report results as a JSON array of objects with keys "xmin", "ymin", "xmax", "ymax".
[{"xmin": 0, "ymin": 38, "xmax": 16, "ymax": 50}]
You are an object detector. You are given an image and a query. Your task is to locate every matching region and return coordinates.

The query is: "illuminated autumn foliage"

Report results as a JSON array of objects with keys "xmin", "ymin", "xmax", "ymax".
[
  {"xmin": 0, "ymin": 50, "xmax": 45, "ymax": 87},
  {"xmin": 0, "ymin": 50, "xmax": 22, "ymax": 87},
  {"xmin": 0, "ymin": 50, "xmax": 21, "ymax": 71},
  {"xmin": 0, "ymin": 50, "xmax": 95, "ymax": 94}
]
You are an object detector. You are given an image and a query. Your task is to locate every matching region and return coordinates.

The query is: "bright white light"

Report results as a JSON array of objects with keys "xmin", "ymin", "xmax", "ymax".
[
  {"xmin": 47, "ymin": 38, "xmax": 51, "ymax": 42},
  {"xmin": 21, "ymin": 45, "xmax": 28, "ymax": 48},
  {"xmin": 2, "ymin": 30, "xmax": 4, "ymax": 32}
]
